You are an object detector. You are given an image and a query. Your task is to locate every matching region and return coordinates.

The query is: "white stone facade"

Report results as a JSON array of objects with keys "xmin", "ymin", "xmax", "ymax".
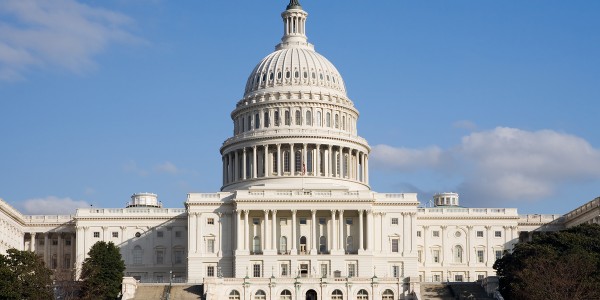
[{"xmin": 0, "ymin": 1, "xmax": 597, "ymax": 300}]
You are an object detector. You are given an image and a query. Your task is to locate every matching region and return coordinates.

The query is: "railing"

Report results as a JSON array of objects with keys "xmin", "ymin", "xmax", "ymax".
[{"xmin": 418, "ymin": 207, "xmax": 518, "ymax": 215}]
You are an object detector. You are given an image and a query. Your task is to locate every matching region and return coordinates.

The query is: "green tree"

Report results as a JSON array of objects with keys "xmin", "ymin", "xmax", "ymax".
[
  {"xmin": 494, "ymin": 223, "xmax": 600, "ymax": 300},
  {"xmin": 0, "ymin": 248, "xmax": 53, "ymax": 300},
  {"xmin": 80, "ymin": 241, "xmax": 126, "ymax": 300}
]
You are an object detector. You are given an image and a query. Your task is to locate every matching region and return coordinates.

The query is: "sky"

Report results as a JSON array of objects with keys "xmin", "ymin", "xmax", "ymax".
[{"xmin": 1, "ymin": 0, "xmax": 599, "ymax": 216}]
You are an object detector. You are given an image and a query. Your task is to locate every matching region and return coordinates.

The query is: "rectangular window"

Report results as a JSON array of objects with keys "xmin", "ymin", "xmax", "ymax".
[
  {"xmin": 476, "ymin": 231, "xmax": 484, "ymax": 237},
  {"xmin": 156, "ymin": 250, "xmax": 164, "ymax": 264},
  {"xmin": 300, "ymin": 218, "xmax": 307, "ymax": 225},
  {"xmin": 175, "ymin": 231, "xmax": 182, "ymax": 238},
  {"xmin": 300, "ymin": 263, "xmax": 309, "ymax": 277},
  {"xmin": 416, "ymin": 231, "xmax": 421, "ymax": 237},
  {"xmin": 455, "ymin": 275, "xmax": 464, "ymax": 282},
  {"xmin": 320, "ymin": 264, "xmax": 328, "ymax": 277},
  {"xmin": 433, "ymin": 250, "xmax": 440, "ymax": 263},
  {"xmin": 478, "ymin": 274, "xmax": 485, "ymax": 281},
  {"xmin": 52, "ymin": 239, "xmax": 58, "ymax": 245},
  {"xmin": 63, "ymin": 254, "xmax": 71, "ymax": 269},
  {"xmin": 391, "ymin": 239, "xmax": 399, "ymax": 253},
  {"xmin": 345, "ymin": 218, "xmax": 353, "ymax": 225},
  {"xmin": 281, "ymin": 264, "xmax": 288, "ymax": 276},
  {"xmin": 207, "ymin": 218, "xmax": 215, "ymax": 225},
  {"xmin": 112, "ymin": 232, "xmax": 118, "ymax": 238},
  {"xmin": 39, "ymin": 240, "xmax": 44, "ymax": 246},
  {"xmin": 433, "ymin": 274, "xmax": 441, "ymax": 282},
  {"xmin": 174, "ymin": 250, "xmax": 184, "ymax": 264},
  {"xmin": 93, "ymin": 232, "xmax": 100, "ymax": 238},
  {"xmin": 391, "ymin": 218, "xmax": 398, "ymax": 225},
  {"xmin": 477, "ymin": 250, "xmax": 485, "ymax": 263},
  {"xmin": 348, "ymin": 264, "xmax": 356, "ymax": 277},
  {"xmin": 392, "ymin": 265, "xmax": 400, "ymax": 278},
  {"xmin": 253, "ymin": 263, "xmax": 261, "ymax": 278},
  {"xmin": 253, "ymin": 218, "xmax": 260, "ymax": 225},
  {"xmin": 319, "ymin": 218, "xmax": 326, "ymax": 225},
  {"xmin": 418, "ymin": 250, "xmax": 423, "ymax": 263},
  {"xmin": 432, "ymin": 231, "xmax": 440, "ymax": 237},
  {"xmin": 207, "ymin": 266, "xmax": 215, "ymax": 277},
  {"xmin": 157, "ymin": 231, "xmax": 164, "ymax": 238},
  {"xmin": 65, "ymin": 239, "xmax": 71, "ymax": 246},
  {"xmin": 495, "ymin": 231, "xmax": 502, "ymax": 237},
  {"xmin": 207, "ymin": 239, "xmax": 215, "ymax": 253},
  {"xmin": 495, "ymin": 250, "xmax": 502, "ymax": 260}
]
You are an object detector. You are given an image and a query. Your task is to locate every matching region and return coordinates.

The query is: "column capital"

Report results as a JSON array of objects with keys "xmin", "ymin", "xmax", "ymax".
[
  {"xmin": 243, "ymin": 209, "xmax": 250, "ymax": 215},
  {"xmin": 358, "ymin": 209, "xmax": 364, "ymax": 215},
  {"xmin": 311, "ymin": 209, "xmax": 317, "ymax": 215},
  {"xmin": 243, "ymin": 148, "xmax": 247, "ymax": 153},
  {"xmin": 263, "ymin": 209, "xmax": 269, "ymax": 215},
  {"xmin": 271, "ymin": 209, "xmax": 277, "ymax": 214},
  {"xmin": 291, "ymin": 209, "xmax": 297, "ymax": 214},
  {"xmin": 253, "ymin": 145, "xmax": 257, "ymax": 149},
  {"xmin": 120, "ymin": 226, "xmax": 127, "ymax": 230},
  {"xmin": 485, "ymin": 225, "xmax": 492, "ymax": 230}
]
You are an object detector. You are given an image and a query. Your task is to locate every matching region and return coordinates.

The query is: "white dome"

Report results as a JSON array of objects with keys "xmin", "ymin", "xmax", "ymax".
[{"xmin": 244, "ymin": 48, "xmax": 347, "ymax": 99}]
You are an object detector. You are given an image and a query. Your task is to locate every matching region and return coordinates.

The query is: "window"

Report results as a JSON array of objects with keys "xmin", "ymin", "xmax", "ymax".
[
  {"xmin": 253, "ymin": 218, "xmax": 260, "ymax": 225},
  {"xmin": 383, "ymin": 289, "xmax": 394, "ymax": 300},
  {"xmin": 307, "ymin": 150, "xmax": 313, "ymax": 173},
  {"xmin": 207, "ymin": 265, "xmax": 215, "ymax": 277},
  {"xmin": 433, "ymin": 249, "xmax": 440, "ymax": 263},
  {"xmin": 299, "ymin": 218, "xmax": 307, "ymax": 225},
  {"xmin": 418, "ymin": 250, "xmax": 423, "ymax": 262},
  {"xmin": 495, "ymin": 250, "xmax": 503, "ymax": 260},
  {"xmin": 207, "ymin": 239, "xmax": 215, "ymax": 253},
  {"xmin": 477, "ymin": 231, "xmax": 484, "ymax": 237},
  {"xmin": 283, "ymin": 151, "xmax": 290, "ymax": 172},
  {"xmin": 295, "ymin": 150, "xmax": 302, "ymax": 173},
  {"xmin": 264, "ymin": 112, "xmax": 269, "ymax": 128},
  {"xmin": 455, "ymin": 274, "xmax": 464, "ymax": 282},
  {"xmin": 133, "ymin": 246, "xmax": 142, "ymax": 265},
  {"xmin": 65, "ymin": 239, "xmax": 71, "ymax": 246},
  {"xmin": 305, "ymin": 111, "xmax": 312, "ymax": 126},
  {"xmin": 316, "ymin": 111, "xmax": 322, "ymax": 126},
  {"xmin": 284, "ymin": 110, "xmax": 291, "ymax": 125},
  {"xmin": 417, "ymin": 231, "xmax": 421, "ymax": 237},
  {"xmin": 52, "ymin": 239, "xmax": 58, "ymax": 245},
  {"xmin": 357, "ymin": 289, "xmax": 368, "ymax": 300},
  {"xmin": 477, "ymin": 250, "xmax": 485, "ymax": 263},
  {"xmin": 433, "ymin": 275, "xmax": 441, "ymax": 282},
  {"xmin": 391, "ymin": 218, "xmax": 398, "ymax": 225},
  {"xmin": 300, "ymin": 236, "xmax": 307, "ymax": 254},
  {"xmin": 157, "ymin": 231, "xmax": 164, "ymax": 238},
  {"xmin": 63, "ymin": 254, "xmax": 71, "ymax": 269},
  {"xmin": 253, "ymin": 263, "xmax": 261, "ymax": 277},
  {"xmin": 229, "ymin": 290, "xmax": 241, "ymax": 300},
  {"xmin": 156, "ymin": 249, "xmax": 164, "ymax": 264},
  {"xmin": 334, "ymin": 114, "xmax": 339, "ymax": 128},
  {"xmin": 319, "ymin": 236, "xmax": 327, "ymax": 253},
  {"xmin": 247, "ymin": 115, "xmax": 251, "ymax": 130},
  {"xmin": 346, "ymin": 236, "xmax": 353, "ymax": 252},
  {"xmin": 432, "ymin": 231, "xmax": 440, "ymax": 237},
  {"xmin": 254, "ymin": 290, "xmax": 266, "ymax": 300},
  {"xmin": 300, "ymin": 263, "xmax": 309, "ymax": 277},
  {"xmin": 478, "ymin": 274, "xmax": 485, "ymax": 280},
  {"xmin": 393, "ymin": 265, "xmax": 401, "ymax": 277},
  {"xmin": 112, "ymin": 232, "xmax": 118, "ymax": 238},
  {"xmin": 280, "ymin": 290, "xmax": 292, "ymax": 300},
  {"xmin": 274, "ymin": 111, "xmax": 280, "ymax": 126},
  {"xmin": 320, "ymin": 264, "xmax": 328, "ymax": 277},
  {"xmin": 93, "ymin": 232, "xmax": 100, "ymax": 238},
  {"xmin": 346, "ymin": 218, "xmax": 353, "ymax": 225},
  {"xmin": 495, "ymin": 231, "xmax": 502, "ymax": 237},
  {"xmin": 454, "ymin": 245, "xmax": 463, "ymax": 263},
  {"xmin": 331, "ymin": 289, "xmax": 343, "ymax": 300},
  {"xmin": 208, "ymin": 218, "xmax": 215, "ymax": 225},
  {"xmin": 280, "ymin": 263, "xmax": 288, "ymax": 276},
  {"xmin": 347, "ymin": 263, "xmax": 356, "ymax": 277},
  {"xmin": 253, "ymin": 237, "xmax": 261, "ymax": 254},
  {"xmin": 391, "ymin": 239, "xmax": 399, "ymax": 253},
  {"xmin": 255, "ymin": 113, "xmax": 260, "ymax": 129},
  {"xmin": 174, "ymin": 249, "xmax": 184, "ymax": 264},
  {"xmin": 39, "ymin": 239, "xmax": 44, "ymax": 246},
  {"xmin": 295, "ymin": 110, "xmax": 301, "ymax": 125},
  {"xmin": 326, "ymin": 112, "xmax": 331, "ymax": 127},
  {"xmin": 175, "ymin": 231, "xmax": 182, "ymax": 238}
]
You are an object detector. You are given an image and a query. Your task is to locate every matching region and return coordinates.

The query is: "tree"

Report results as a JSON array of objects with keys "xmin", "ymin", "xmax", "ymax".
[
  {"xmin": 0, "ymin": 248, "xmax": 53, "ymax": 300},
  {"xmin": 494, "ymin": 223, "xmax": 600, "ymax": 300},
  {"xmin": 80, "ymin": 241, "xmax": 126, "ymax": 300}
]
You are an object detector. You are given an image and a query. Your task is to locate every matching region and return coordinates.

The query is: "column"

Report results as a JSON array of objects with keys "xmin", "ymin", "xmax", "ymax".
[
  {"xmin": 339, "ymin": 147, "xmax": 344, "ymax": 178},
  {"xmin": 330, "ymin": 210, "xmax": 336, "ymax": 252},
  {"xmin": 57, "ymin": 233, "xmax": 63, "ymax": 269},
  {"xmin": 466, "ymin": 226, "xmax": 472, "ymax": 264},
  {"xmin": 189, "ymin": 212, "xmax": 197, "ymax": 253},
  {"xmin": 236, "ymin": 210, "xmax": 242, "ymax": 252},
  {"xmin": 120, "ymin": 226, "xmax": 126, "ymax": 244},
  {"xmin": 355, "ymin": 151, "xmax": 360, "ymax": 180},
  {"xmin": 44, "ymin": 233, "xmax": 49, "ymax": 267},
  {"xmin": 366, "ymin": 210, "xmax": 374, "ymax": 251},
  {"xmin": 423, "ymin": 226, "xmax": 429, "ymax": 264},
  {"xmin": 197, "ymin": 213, "xmax": 203, "ymax": 254},
  {"xmin": 234, "ymin": 151, "xmax": 239, "ymax": 181},
  {"xmin": 222, "ymin": 157, "xmax": 226, "ymax": 185},
  {"xmin": 252, "ymin": 146, "xmax": 258, "ymax": 179},
  {"xmin": 338, "ymin": 210, "xmax": 344, "ymax": 252},
  {"xmin": 358, "ymin": 210, "xmax": 364, "ymax": 252},
  {"xmin": 365, "ymin": 155, "xmax": 369, "ymax": 184},
  {"xmin": 244, "ymin": 210, "xmax": 250, "ymax": 251},
  {"xmin": 271, "ymin": 210, "xmax": 277, "ymax": 252},
  {"xmin": 311, "ymin": 210, "xmax": 317, "ymax": 254},
  {"xmin": 402, "ymin": 213, "xmax": 409, "ymax": 255},
  {"xmin": 30, "ymin": 232, "xmax": 36, "ymax": 252},
  {"xmin": 242, "ymin": 148, "xmax": 247, "ymax": 180},
  {"xmin": 326, "ymin": 145, "xmax": 332, "ymax": 177},
  {"xmin": 263, "ymin": 210, "xmax": 269, "ymax": 252},
  {"xmin": 315, "ymin": 144, "xmax": 321, "ymax": 176},
  {"xmin": 264, "ymin": 145, "xmax": 269, "ymax": 178},
  {"xmin": 441, "ymin": 226, "xmax": 447, "ymax": 265},
  {"xmin": 291, "ymin": 209, "xmax": 297, "ymax": 254},
  {"xmin": 228, "ymin": 153, "xmax": 233, "ymax": 183},
  {"xmin": 277, "ymin": 144, "xmax": 282, "ymax": 176},
  {"xmin": 290, "ymin": 143, "xmax": 295, "ymax": 175}
]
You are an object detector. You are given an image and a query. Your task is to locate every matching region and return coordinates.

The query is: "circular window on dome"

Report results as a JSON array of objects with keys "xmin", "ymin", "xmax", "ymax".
[
  {"xmin": 333, "ymin": 77, "xmax": 336, "ymax": 83},
  {"xmin": 312, "ymin": 72, "xmax": 315, "ymax": 79},
  {"xmin": 269, "ymin": 73, "xmax": 274, "ymax": 80},
  {"xmin": 135, "ymin": 232, "xmax": 141, "ymax": 238},
  {"xmin": 303, "ymin": 72, "xmax": 307, "ymax": 78},
  {"xmin": 455, "ymin": 231, "xmax": 461, "ymax": 237},
  {"xmin": 294, "ymin": 71, "xmax": 299, "ymax": 78},
  {"xmin": 319, "ymin": 73, "xmax": 323, "ymax": 80},
  {"xmin": 326, "ymin": 75, "xmax": 330, "ymax": 81},
  {"xmin": 286, "ymin": 71, "xmax": 290, "ymax": 78},
  {"xmin": 278, "ymin": 72, "xmax": 282, "ymax": 79}
]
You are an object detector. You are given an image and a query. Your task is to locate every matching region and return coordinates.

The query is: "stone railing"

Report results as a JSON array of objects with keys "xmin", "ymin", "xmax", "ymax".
[
  {"xmin": 23, "ymin": 214, "xmax": 74, "ymax": 224},
  {"xmin": 418, "ymin": 207, "xmax": 518, "ymax": 216},
  {"xmin": 564, "ymin": 197, "xmax": 600, "ymax": 221},
  {"xmin": 76, "ymin": 207, "xmax": 186, "ymax": 217},
  {"xmin": 222, "ymin": 127, "xmax": 368, "ymax": 146}
]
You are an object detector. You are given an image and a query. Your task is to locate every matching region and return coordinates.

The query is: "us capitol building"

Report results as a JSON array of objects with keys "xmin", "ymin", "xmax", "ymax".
[{"xmin": 1, "ymin": 1, "xmax": 598, "ymax": 300}]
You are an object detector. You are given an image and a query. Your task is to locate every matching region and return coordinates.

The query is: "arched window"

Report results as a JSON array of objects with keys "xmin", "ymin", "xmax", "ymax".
[
  {"xmin": 334, "ymin": 114, "xmax": 339, "ymax": 128},
  {"xmin": 316, "ymin": 111, "xmax": 322, "ymax": 127},
  {"xmin": 326, "ymin": 112, "xmax": 331, "ymax": 127},
  {"xmin": 346, "ymin": 236, "xmax": 354, "ymax": 253},
  {"xmin": 295, "ymin": 110, "xmax": 302, "ymax": 125},
  {"xmin": 382, "ymin": 289, "xmax": 394, "ymax": 300},
  {"xmin": 280, "ymin": 289, "xmax": 292, "ymax": 300},
  {"xmin": 454, "ymin": 245, "xmax": 463, "ymax": 263},
  {"xmin": 319, "ymin": 236, "xmax": 327, "ymax": 253},
  {"xmin": 229, "ymin": 290, "xmax": 241, "ymax": 300},
  {"xmin": 357, "ymin": 289, "xmax": 369, "ymax": 300},
  {"xmin": 306, "ymin": 111, "xmax": 312, "ymax": 126},
  {"xmin": 342, "ymin": 115, "xmax": 346, "ymax": 130},
  {"xmin": 283, "ymin": 151, "xmax": 290, "ymax": 173},
  {"xmin": 255, "ymin": 113, "xmax": 260, "ymax": 129},
  {"xmin": 264, "ymin": 112, "xmax": 270, "ymax": 128},
  {"xmin": 307, "ymin": 150, "xmax": 313, "ymax": 173},
  {"xmin": 295, "ymin": 150, "xmax": 302, "ymax": 173},
  {"xmin": 279, "ymin": 236, "xmax": 287, "ymax": 254},
  {"xmin": 343, "ymin": 154, "xmax": 348, "ymax": 178},
  {"xmin": 241, "ymin": 116, "xmax": 246, "ymax": 132},
  {"xmin": 331, "ymin": 289, "xmax": 343, "ymax": 300},
  {"xmin": 133, "ymin": 245, "xmax": 142, "ymax": 265},
  {"xmin": 253, "ymin": 236, "xmax": 261, "ymax": 254},
  {"xmin": 285, "ymin": 110, "xmax": 291, "ymax": 125},
  {"xmin": 299, "ymin": 236, "xmax": 307, "ymax": 254},
  {"xmin": 274, "ymin": 111, "xmax": 280, "ymax": 126},
  {"xmin": 247, "ymin": 115, "xmax": 252, "ymax": 131},
  {"xmin": 254, "ymin": 290, "xmax": 266, "ymax": 300}
]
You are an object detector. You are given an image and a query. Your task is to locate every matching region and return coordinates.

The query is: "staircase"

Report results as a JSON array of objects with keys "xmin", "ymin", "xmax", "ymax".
[
  {"xmin": 420, "ymin": 283, "xmax": 454, "ymax": 300},
  {"xmin": 132, "ymin": 284, "xmax": 167, "ymax": 300},
  {"xmin": 168, "ymin": 285, "xmax": 204, "ymax": 300},
  {"xmin": 448, "ymin": 282, "xmax": 494, "ymax": 300}
]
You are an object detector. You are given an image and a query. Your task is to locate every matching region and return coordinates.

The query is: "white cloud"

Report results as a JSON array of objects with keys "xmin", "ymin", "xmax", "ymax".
[
  {"xmin": 20, "ymin": 196, "xmax": 89, "ymax": 215},
  {"xmin": 154, "ymin": 161, "xmax": 179, "ymax": 174},
  {"xmin": 371, "ymin": 127, "xmax": 600, "ymax": 204},
  {"xmin": 0, "ymin": 0, "xmax": 141, "ymax": 81}
]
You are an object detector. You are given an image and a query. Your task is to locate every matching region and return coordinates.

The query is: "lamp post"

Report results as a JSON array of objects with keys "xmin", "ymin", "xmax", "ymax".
[{"xmin": 165, "ymin": 270, "xmax": 173, "ymax": 300}]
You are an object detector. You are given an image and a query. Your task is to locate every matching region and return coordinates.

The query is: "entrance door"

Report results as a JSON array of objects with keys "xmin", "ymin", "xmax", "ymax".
[{"xmin": 306, "ymin": 289, "xmax": 317, "ymax": 300}]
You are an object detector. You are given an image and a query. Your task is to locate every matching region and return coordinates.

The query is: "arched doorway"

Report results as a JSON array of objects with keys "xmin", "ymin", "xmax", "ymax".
[{"xmin": 305, "ymin": 289, "xmax": 317, "ymax": 300}]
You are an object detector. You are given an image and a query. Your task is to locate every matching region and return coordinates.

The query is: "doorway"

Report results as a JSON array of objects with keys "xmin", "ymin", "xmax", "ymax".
[{"xmin": 306, "ymin": 289, "xmax": 317, "ymax": 300}]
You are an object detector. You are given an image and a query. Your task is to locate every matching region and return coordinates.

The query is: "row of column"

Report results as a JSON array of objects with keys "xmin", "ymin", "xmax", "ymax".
[
  {"xmin": 234, "ymin": 209, "xmax": 375, "ymax": 255},
  {"xmin": 222, "ymin": 143, "xmax": 369, "ymax": 185},
  {"xmin": 29, "ymin": 232, "xmax": 76, "ymax": 270}
]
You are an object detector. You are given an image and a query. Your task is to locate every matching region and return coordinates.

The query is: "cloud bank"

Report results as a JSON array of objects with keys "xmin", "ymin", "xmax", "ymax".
[
  {"xmin": 20, "ymin": 196, "xmax": 89, "ymax": 215},
  {"xmin": 0, "ymin": 0, "xmax": 140, "ymax": 81},
  {"xmin": 371, "ymin": 127, "xmax": 600, "ymax": 205}
]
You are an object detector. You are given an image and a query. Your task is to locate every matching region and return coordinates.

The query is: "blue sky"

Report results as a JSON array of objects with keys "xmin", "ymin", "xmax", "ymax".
[{"xmin": 1, "ymin": 0, "xmax": 599, "ymax": 215}]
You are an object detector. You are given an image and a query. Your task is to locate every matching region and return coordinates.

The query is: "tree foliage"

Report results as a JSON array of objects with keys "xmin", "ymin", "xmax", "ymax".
[
  {"xmin": 0, "ymin": 248, "xmax": 53, "ymax": 300},
  {"xmin": 80, "ymin": 241, "xmax": 126, "ymax": 300},
  {"xmin": 494, "ymin": 223, "xmax": 600, "ymax": 300}
]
